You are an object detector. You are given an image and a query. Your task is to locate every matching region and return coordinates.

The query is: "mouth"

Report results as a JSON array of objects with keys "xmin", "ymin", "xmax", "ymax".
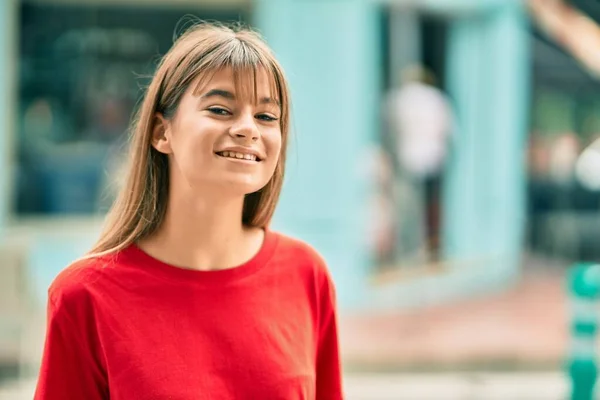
[{"xmin": 215, "ymin": 151, "xmax": 262, "ymax": 162}]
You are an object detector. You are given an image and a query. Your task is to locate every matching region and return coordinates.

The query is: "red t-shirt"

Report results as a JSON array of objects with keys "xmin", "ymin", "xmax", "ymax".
[{"xmin": 34, "ymin": 231, "xmax": 343, "ymax": 400}]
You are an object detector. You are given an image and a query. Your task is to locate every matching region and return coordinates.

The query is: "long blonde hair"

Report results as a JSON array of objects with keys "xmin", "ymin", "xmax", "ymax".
[{"xmin": 88, "ymin": 21, "xmax": 290, "ymax": 258}]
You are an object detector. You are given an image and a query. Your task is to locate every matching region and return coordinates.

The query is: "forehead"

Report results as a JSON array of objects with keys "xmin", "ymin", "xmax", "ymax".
[{"xmin": 193, "ymin": 66, "xmax": 280, "ymax": 104}]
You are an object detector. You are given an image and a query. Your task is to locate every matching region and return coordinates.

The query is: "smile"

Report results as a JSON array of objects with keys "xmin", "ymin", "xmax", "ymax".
[{"xmin": 215, "ymin": 151, "xmax": 261, "ymax": 162}]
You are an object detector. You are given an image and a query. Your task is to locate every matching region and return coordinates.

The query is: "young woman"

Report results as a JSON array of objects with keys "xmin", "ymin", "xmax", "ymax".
[{"xmin": 34, "ymin": 22, "xmax": 343, "ymax": 400}]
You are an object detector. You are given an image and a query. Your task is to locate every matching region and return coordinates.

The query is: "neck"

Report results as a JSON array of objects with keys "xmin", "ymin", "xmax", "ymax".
[{"xmin": 140, "ymin": 190, "xmax": 259, "ymax": 271}]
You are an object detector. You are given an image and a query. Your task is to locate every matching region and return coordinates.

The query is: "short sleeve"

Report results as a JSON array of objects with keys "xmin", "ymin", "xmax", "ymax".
[
  {"xmin": 315, "ymin": 272, "xmax": 344, "ymax": 400},
  {"xmin": 34, "ymin": 293, "xmax": 108, "ymax": 400}
]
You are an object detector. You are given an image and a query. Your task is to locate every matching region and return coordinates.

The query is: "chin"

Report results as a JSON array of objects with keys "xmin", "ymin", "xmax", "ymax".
[{"xmin": 219, "ymin": 178, "xmax": 268, "ymax": 197}]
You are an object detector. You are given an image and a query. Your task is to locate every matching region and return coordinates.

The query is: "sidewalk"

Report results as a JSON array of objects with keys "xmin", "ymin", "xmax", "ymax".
[
  {"xmin": 0, "ymin": 372, "xmax": 576, "ymax": 400},
  {"xmin": 344, "ymin": 372, "xmax": 571, "ymax": 400},
  {"xmin": 339, "ymin": 263, "xmax": 568, "ymax": 371}
]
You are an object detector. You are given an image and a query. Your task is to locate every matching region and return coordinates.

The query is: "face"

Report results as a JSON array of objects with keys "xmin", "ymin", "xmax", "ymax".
[{"xmin": 152, "ymin": 67, "xmax": 282, "ymax": 199}]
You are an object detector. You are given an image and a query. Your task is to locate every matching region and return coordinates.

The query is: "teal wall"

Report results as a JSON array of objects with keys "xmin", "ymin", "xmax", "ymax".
[
  {"xmin": 256, "ymin": 0, "xmax": 531, "ymax": 310},
  {"xmin": 369, "ymin": 0, "xmax": 531, "ymax": 310},
  {"xmin": 442, "ymin": 1, "xmax": 530, "ymax": 273},
  {"xmin": 255, "ymin": 0, "xmax": 382, "ymax": 309}
]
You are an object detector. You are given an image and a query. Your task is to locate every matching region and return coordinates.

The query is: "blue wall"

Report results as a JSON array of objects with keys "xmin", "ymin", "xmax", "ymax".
[
  {"xmin": 442, "ymin": 1, "xmax": 530, "ymax": 274},
  {"xmin": 255, "ymin": 0, "xmax": 382, "ymax": 309}
]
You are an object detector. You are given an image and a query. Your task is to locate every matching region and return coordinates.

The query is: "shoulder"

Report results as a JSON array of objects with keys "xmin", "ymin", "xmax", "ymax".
[
  {"xmin": 48, "ymin": 254, "xmax": 116, "ymax": 309},
  {"xmin": 270, "ymin": 231, "xmax": 333, "ymax": 285},
  {"xmin": 272, "ymin": 231, "xmax": 326, "ymax": 265},
  {"xmin": 270, "ymin": 233, "xmax": 341, "ymax": 323}
]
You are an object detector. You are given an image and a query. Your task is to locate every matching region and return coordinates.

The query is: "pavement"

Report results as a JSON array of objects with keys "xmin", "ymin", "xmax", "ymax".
[
  {"xmin": 344, "ymin": 372, "xmax": 572, "ymax": 400},
  {"xmin": 0, "ymin": 372, "xmax": 577, "ymax": 400},
  {"xmin": 339, "ymin": 262, "xmax": 569, "ymax": 372}
]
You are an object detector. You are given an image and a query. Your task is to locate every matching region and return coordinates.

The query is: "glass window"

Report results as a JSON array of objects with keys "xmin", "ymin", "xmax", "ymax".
[{"xmin": 14, "ymin": 3, "xmax": 248, "ymax": 215}]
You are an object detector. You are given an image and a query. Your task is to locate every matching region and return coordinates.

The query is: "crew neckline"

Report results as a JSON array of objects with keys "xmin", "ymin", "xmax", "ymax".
[{"xmin": 121, "ymin": 229, "xmax": 279, "ymax": 286}]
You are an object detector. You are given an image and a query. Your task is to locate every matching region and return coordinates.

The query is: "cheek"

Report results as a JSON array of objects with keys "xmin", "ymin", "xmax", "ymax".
[
  {"xmin": 265, "ymin": 129, "xmax": 282, "ymax": 156},
  {"xmin": 265, "ymin": 132, "xmax": 282, "ymax": 170},
  {"xmin": 173, "ymin": 138, "xmax": 208, "ymax": 171},
  {"xmin": 173, "ymin": 122, "xmax": 216, "ymax": 160}
]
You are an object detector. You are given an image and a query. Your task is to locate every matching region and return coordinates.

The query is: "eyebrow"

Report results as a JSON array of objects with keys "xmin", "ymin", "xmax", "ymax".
[{"xmin": 201, "ymin": 89, "xmax": 280, "ymax": 107}]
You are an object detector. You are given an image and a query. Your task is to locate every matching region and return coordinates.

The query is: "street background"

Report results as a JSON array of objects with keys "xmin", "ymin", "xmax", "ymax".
[{"xmin": 3, "ymin": 0, "xmax": 600, "ymax": 398}]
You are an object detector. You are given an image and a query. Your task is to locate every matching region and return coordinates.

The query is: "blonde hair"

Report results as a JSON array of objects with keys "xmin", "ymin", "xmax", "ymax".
[{"xmin": 88, "ymin": 21, "xmax": 290, "ymax": 258}]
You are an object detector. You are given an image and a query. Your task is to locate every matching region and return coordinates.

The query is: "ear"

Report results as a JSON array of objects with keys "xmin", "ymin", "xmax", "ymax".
[{"xmin": 151, "ymin": 113, "xmax": 173, "ymax": 154}]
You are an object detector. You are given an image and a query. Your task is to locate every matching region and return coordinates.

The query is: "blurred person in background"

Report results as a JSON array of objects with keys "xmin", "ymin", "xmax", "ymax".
[
  {"xmin": 548, "ymin": 132, "xmax": 581, "ymax": 187},
  {"xmin": 365, "ymin": 144, "xmax": 396, "ymax": 267},
  {"xmin": 384, "ymin": 65, "xmax": 454, "ymax": 264},
  {"xmin": 526, "ymin": 133, "xmax": 553, "ymax": 251},
  {"xmin": 34, "ymin": 21, "xmax": 342, "ymax": 400},
  {"xmin": 17, "ymin": 98, "xmax": 69, "ymax": 213}
]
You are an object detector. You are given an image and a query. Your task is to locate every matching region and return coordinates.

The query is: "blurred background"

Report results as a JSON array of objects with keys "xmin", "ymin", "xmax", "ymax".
[{"xmin": 2, "ymin": 0, "xmax": 600, "ymax": 398}]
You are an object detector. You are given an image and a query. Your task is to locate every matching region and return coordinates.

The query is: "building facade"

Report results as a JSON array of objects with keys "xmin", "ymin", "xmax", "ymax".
[{"xmin": 0, "ymin": 0, "xmax": 530, "ymax": 311}]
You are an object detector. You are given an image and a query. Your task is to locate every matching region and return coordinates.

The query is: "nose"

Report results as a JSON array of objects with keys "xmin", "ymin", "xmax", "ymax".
[{"xmin": 229, "ymin": 112, "xmax": 260, "ymax": 142}]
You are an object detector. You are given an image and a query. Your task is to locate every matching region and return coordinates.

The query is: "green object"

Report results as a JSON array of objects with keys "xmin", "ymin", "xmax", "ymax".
[
  {"xmin": 567, "ymin": 263, "xmax": 600, "ymax": 400},
  {"xmin": 569, "ymin": 360, "xmax": 597, "ymax": 400},
  {"xmin": 569, "ymin": 264, "xmax": 600, "ymax": 299}
]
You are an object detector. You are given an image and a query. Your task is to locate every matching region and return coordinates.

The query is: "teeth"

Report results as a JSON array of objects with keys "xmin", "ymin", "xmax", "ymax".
[{"xmin": 219, "ymin": 151, "xmax": 258, "ymax": 161}]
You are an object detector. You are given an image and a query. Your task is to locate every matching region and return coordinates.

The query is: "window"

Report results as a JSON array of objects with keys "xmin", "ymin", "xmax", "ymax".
[{"xmin": 14, "ymin": 3, "xmax": 248, "ymax": 215}]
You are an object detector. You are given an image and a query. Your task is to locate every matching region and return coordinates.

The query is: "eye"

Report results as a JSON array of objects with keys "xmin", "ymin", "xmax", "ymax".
[
  {"xmin": 256, "ymin": 114, "xmax": 279, "ymax": 122},
  {"xmin": 207, "ymin": 107, "xmax": 231, "ymax": 116}
]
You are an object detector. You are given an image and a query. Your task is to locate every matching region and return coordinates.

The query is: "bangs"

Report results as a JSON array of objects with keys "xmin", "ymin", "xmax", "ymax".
[{"xmin": 192, "ymin": 39, "xmax": 282, "ymax": 107}]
